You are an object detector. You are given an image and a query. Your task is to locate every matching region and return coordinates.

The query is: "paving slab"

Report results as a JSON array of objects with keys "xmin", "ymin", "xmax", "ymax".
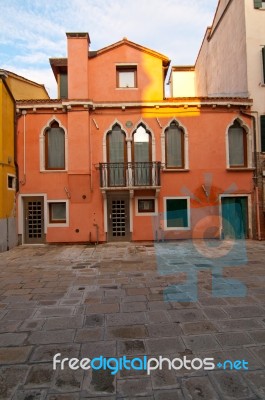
[{"xmin": 0, "ymin": 241, "xmax": 265, "ymax": 398}]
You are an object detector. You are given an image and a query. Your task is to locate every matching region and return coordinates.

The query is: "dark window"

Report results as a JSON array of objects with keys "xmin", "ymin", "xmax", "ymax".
[
  {"xmin": 228, "ymin": 120, "xmax": 247, "ymax": 167},
  {"xmin": 262, "ymin": 47, "xmax": 265, "ymax": 83},
  {"xmin": 165, "ymin": 121, "xmax": 184, "ymax": 168},
  {"xmin": 49, "ymin": 202, "xmax": 66, "ymax": 223},
  {"xmin": 7, "ymin": 175, "xmax": 15, "ymax": 189},
  {"xmin": 138, "ymin": 199, "xmax": 155, "ymax": 213},
  {"xmin": 107, "ymin": 124, "xmax": 126, "ymax": 186},
  {"xmin": 116, "ymin": 66, "xmax": 137, "ymax": 88},
  {"xmin": 253, "ymin": 0, "xmax": 265, "ymax": 8},
  {"xmin": 261, "ymin": 116, "xmax": 265, "ymax": 152},
  {"xmin": 166, "ymin": 198, "xmax": 189, "ymax": 228},
  {"xmin": 59, "ymin": 73, "xmax": 68, "ymax": 98},
  {"xmin": 45, "ymin": 121, "xmax": 65, "ymax": 170}
]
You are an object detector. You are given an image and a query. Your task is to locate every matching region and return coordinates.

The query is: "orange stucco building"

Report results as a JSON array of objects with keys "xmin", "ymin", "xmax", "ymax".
[{"xmin": 16, "ymin": 33, "xmax": 255, "ymax": 244}]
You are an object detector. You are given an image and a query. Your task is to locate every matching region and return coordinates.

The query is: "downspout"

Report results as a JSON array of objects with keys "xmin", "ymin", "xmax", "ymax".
[
  {"xmin": 240, "ymin": 110, "xmax": 261, "ymax": 240},
  {"xmin": 20, "ymin": 110, "xmax": 27, "ymax": 185},
  {"xmin": 89, "ymin": 108, "xmax": 93, "ymax": 192}
]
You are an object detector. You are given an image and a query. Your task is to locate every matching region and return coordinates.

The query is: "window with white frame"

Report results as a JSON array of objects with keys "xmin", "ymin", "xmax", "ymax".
[
  {"xmin": 164, "ymin": 197, "xmax": 190, "ymax": 230},
  {"xmin": 48, "ymin": 202, "xmax": 67, "ymax": 224},
  {"xmin": 135, "ymin": 197, "xmax": 157, "ymax": 216},
  {"xmin": 116, "ymin": 66, "xmax": 137, "ymax": 88},
  {"xmin": 228, "ymin": 120, "xmax": 248, "ymax": 168},
  {"xmin": 165, "ymin": 121, "xmax": 185, "ymax": 168},
  {"xmin": 7, "ymin": 174, "xmax": 16, "ymax": 190},
  {"xmin": 44, "ymin": 121, "xmax": 65, "ymax": 170}
]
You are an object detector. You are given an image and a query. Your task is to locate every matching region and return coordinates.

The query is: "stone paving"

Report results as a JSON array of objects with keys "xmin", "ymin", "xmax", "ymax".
[{"xmin": 0, "ymin": 240, "xmax": 264, "ymax": 399}]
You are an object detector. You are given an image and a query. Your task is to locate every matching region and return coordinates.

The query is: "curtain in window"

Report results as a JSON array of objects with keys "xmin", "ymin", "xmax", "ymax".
[
  {"xmin": 133, "ymin": 126, "xmax": 150, "ymax": 185},
  {"xmin": 166, "ymin": 126, "xmax": 183, "ymax": 168},
  {"xmin": 228, "ymin": 125, "xmax": 245, "ymax": 166},
  {"xmin": 47, "ymin": 128, "xmax": 65, "ymax": 169},
  {"xmin": 108, "ymin": 126, "xmax": 125, "ymax": 186}
]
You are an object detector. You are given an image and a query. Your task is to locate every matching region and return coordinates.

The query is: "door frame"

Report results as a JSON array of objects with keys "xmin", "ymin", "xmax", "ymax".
[
  {"xmin": 18, "ymin": 194, "xmax": 47, "ymax": 244},
  {"xmin": 219, "ymin": 194, "xmax": 252, "ymax": 239},
  {"xmin": 106, "ymin": 192, "xmax": 131, "ymax": 242}
]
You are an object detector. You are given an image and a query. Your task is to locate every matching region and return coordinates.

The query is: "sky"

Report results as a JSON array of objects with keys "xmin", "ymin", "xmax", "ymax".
[{"xmin": 0, "ymin": 0, "xmax": 218, "ymax": 98}]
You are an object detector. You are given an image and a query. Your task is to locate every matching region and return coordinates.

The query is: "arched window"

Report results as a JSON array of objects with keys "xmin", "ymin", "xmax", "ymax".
[
  {"xmin": 45, "ymin": 121, "xmax": 65, "ymax": 170},
  {"xmin": 133, "ymin": 124, "xmax": 151, "ymax": 185},
  {"xmin": 165, "ymin": 121, "xmax": 184, "ymax": 168},
  {"xmin": 228, "ymin": 120, "xmax": 247, "ymax": 167},
  {"xmin": 107, "ymin": 124, "xmax": 126, "ymax": 186}
]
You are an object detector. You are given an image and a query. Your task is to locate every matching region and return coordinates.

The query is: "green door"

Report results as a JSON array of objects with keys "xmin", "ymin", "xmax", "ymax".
[{"xmin": 221, "ymin": 197, "xmax": 248, "ymax": 239}]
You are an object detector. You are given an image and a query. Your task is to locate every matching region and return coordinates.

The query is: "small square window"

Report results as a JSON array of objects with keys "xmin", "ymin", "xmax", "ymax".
[
  {"xmin": 117, "ymin": 66, "xmax": 137, "ymax": 88},
  {"xmin": 49, "ymin": 202, "xmax": 66, "ymax": 223},
  {"xmin": 7, "ymin": 175, "xmax": 15, "ymax": 190},
  {"xmin": 138, "ymin": 199, "xmax": 155, "ymax": 213},
  {"xmin": 165, "ymin": 198, "xmax": 189, "ymax": 229}
]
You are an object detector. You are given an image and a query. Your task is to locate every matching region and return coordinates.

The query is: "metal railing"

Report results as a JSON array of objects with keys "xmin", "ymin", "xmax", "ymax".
[{"xmin": 99, "ymin": 162, "xmax": 161, "ymax": 188}]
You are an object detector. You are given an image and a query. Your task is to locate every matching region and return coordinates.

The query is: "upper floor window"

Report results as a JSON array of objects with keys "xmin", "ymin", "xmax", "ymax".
[
  {"xmin": 165, "ymin": 121, "xmax": 185, "ymax": 169},
  {"xmin": 254, "ymin": 0, "xmax": 265, "ymax": 8},
  {"xmin": 45, "ymin": 121, "xmax": 65, "ymax": 170},
  {"xmin": 116, "ymin": 66, "xmax": 137, "ymax": 88},
  {"xmin": 228, "ymin": 120, "xmax": 247, "ymax": 168},
  {"xmin": 107, "ymin": 124, "xmax": 127, "ymax": 186},
  {"xmin": 59, "ymin": 73, "xmax": 68, "ymax": 99}
]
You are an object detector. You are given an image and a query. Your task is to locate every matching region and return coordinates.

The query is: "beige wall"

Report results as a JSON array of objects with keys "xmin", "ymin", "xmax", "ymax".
[
  {"xmin": 195, "ymin": 0, "xmax": 248, "ymax": 98},
  {"xmin": 170, "ymin": 70, "xmax": 195, "ymax": 97}
]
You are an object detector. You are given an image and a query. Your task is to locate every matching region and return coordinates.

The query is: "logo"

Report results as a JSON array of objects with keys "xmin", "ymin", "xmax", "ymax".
[{"xmin": 152, "ymin": 173, "xmax": 248, "ymax": 301}]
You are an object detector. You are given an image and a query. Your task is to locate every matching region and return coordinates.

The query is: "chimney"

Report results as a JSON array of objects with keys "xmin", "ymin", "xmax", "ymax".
[{"xmin": 66, "ymin": 32, "xmax": 90, "ymax": 99}]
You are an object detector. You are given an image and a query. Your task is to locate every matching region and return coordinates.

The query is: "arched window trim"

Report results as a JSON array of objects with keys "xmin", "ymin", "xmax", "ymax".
[
  {"xmin": 40, "ymin": 117, "xmax": 68, "ymax": 172},
  {"xmin": 131, "ymin": 118, "xmax": 156, "ymax": 161},
  {"xmin": 226, "ymin": 117, "xmax": 252, "ymax": 169},
  {"xmin": 102, "ymin": 120, "xmax": 128, "ymax": 163},
  {"xmin": 162, "ymin": 118, "xmax": 189, "ymax": 170},
  {"xmin": 132, "ymin": 122, "xmax": 153, "ymax": 163}
]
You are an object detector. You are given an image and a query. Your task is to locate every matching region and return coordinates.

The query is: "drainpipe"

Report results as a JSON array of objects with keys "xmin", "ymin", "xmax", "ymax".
[
  {"xmin": 20, "ymin": 110, "xmax": 27, "ymax": 185},
  {"xmin": 240, "ymin": 110, "xmax": 261, "ymax": 240}
]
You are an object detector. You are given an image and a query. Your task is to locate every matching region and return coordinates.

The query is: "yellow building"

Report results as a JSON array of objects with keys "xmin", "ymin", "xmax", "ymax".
[{"xmin": 0, "ymin": 70, "xmax": 49, "ymax": 251}]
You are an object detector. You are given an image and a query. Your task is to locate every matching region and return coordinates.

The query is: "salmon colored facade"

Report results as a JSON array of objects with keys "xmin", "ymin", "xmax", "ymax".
[{"xmin": 16, "ymin": 33, "xmax": 254, "ymax": 244}]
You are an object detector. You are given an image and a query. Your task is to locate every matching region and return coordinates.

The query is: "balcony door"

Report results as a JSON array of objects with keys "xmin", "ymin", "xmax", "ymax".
[
  {"xmin": 133, "ymin": 125, "xmax": 152, "ymax": 185},
  {"xmin": 107, "ymin": 193, "xmax": 130, "ymax": 241},
  {"xmin": 107, "ymin": 124, "xmax": 127, "ymax": 186}
]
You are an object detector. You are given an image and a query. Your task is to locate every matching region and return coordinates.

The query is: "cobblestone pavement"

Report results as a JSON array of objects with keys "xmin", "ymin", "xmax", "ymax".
[{"xmin": 0, "ymin": 240, "xmax": 265, "ymax": 399}]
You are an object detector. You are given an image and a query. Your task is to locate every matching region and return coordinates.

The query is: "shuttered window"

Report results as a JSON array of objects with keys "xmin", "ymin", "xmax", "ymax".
[
  {"xmin": 254, "ymin": 0, "xmax": 262, "ymax": 8},
  {"xmin": 228, "ymin": 121, "xmax": 247, "ymax": 167}
]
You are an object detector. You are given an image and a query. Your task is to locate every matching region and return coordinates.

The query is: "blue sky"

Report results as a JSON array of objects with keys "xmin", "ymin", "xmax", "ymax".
[{"xmin": 0, "ymin": 0, "xmax": 218, "ymax": 98}]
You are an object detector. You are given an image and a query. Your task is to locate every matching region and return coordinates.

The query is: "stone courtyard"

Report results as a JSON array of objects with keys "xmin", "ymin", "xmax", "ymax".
[{"xmin": 0, "ymin": 240, "xmax": 265, "ymax": 399}]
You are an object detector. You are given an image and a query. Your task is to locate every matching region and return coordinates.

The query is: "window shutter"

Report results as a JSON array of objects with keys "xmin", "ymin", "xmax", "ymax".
[
  {"xmin": 261, "ymin": 116, "xmax": 265, "ymax": 152},
  {"xmin": 254, "ymin": 0, "xmax": 262, "ymax": 8},
  {"xmin": 262, "ymin": 47, "xmax": 265, "ymax": 83}
]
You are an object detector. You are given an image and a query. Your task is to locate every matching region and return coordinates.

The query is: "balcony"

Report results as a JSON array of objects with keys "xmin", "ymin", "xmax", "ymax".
[{"xmin": 99, "ymin": 162, "xmax": 161, "ymax": 189}]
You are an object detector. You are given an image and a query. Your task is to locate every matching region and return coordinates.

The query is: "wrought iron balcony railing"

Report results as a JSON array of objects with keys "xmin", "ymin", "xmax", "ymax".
[{"xmin": 99, "ymin": 162, "xmax": 161, "ymax": 188}]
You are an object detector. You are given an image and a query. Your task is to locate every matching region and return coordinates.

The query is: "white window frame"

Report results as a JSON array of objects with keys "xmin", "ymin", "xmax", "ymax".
[
  {"xmin": 163, "ymin": 196, "xmax": 191, "ymax": 230},
  {"xmin": 225, "ymin": 118, "xmax": 252, "ymax": 169},
  {"xmin": 47, "ymin": 200, "xmax": 69, "ymax": 227},
  {"xmin": 135, "ymin": 196, "xmax": 158, "ymax": 216},
  {"xmin": 7, "ymin": 174, "xmax": 16, "ymax": 190},
  {"xmin": 161, "ymin": 119, "xmax": 189, "ymax": 171},
  {"xmin": 39, "ymin": 116, "xmax": 68, "ymax": 172}
]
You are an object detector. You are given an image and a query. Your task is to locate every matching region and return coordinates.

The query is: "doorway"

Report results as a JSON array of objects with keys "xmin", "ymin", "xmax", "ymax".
[
  {"xmin": 107, "ymin": 193, "xmax": 130, "ymax": 241},
  {"xmin": 221, "ymin": 196, "xmax": 248, "ymax": 239},
  {"xmin": 23, "ymin": 196, "xmax": 45, "ymax": 244}
]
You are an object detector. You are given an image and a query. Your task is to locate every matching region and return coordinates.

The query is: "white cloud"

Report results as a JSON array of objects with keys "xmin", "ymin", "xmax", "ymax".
[{"xmin": 0, "ymin": 0, "xmax": 218, "ymax": 98}]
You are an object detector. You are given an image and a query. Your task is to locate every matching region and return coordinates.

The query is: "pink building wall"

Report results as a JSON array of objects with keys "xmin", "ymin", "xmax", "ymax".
[{"xmin": 16, "ymin": 33, "xmax": 254, "ymax": 244}]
